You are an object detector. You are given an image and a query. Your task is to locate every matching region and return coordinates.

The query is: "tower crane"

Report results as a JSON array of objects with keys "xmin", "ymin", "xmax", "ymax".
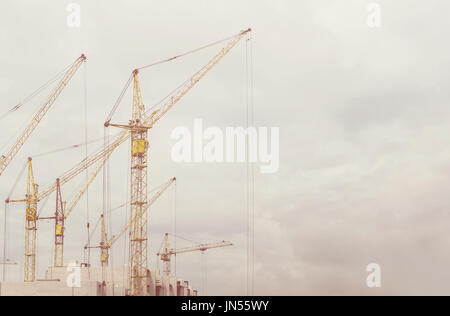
[
  {"xmin": 0, "ymin": 55, "xmax": 86, "ymax": 178},
  {"xmin": 6, "ymin": 28, "xmax": 249, "ymax": 292},
  {"xmin": 40, "ymin": 159, "xmax": 108, "ymax": 267},
  {"xmin": 39, "ymin": 178, "xmax": 65, "ymax": 267},
  {"xmin": 35, "ymin": 28, "xmax": 250, "ymax": 206},
  {"xmin": 106, "ymin": 28, "xmax": 251, "ymax": 296},
  {"xmin": 6, "ymin": 158, "xmax": 39, "ymax": 282},
  {"xmin": 157, "ymin": 233, "xmax": 233, "ymax": 276},
  {"xmin": 86, "ymin": 177, "xmax": 176, "ymax": 267}
]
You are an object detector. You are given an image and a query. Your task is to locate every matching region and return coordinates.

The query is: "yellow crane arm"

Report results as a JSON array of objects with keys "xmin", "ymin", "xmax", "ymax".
[
  {"xmin": 106, "ymin": 177, "xmax": 176, "ymax": 248},
  {"xmin": 0, "ymin": 55, "xmax": 86, "ymax": 177},
  {"xmin": 63, "ymin": 158, "xmax": 106, "ymax": 219},
  {"xmin": 142, "ymin": 28, "xmax": 251, "ymax": 128},
  {"xmin": 166, "ymin": 241, "xmax": 233, "ymax": 256},
  {"xmin": 38, "ymin": 132, "xmax": 125, "ymax": 200},
  {"xmin": 38, "ymin": 28, "xmax": 250, "ymax": 200}
]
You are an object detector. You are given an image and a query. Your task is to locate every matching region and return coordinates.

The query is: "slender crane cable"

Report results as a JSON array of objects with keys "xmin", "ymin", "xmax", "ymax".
[
  {"xmin": 245, "ymin": 30, "xmax": 250, "ymax": 297},
  {"xmin": 174, "ymin": 179, "xmax": 177, "ymax": 279},
  {"xmin": 249, "ymin": 30, "xmax": 256, "ymax": 297},
  {"xmin": 137, "ymin": 32, "xmax": 240, "ymax": 71},
  {"xmin": 31, "ymin": 135, "xmax": 112, "ymax": 159},
  {"xmin": 105, "ymin": 30, "xmax": 246, "ymax": 125},
  {"xmin": 2, "ymin": 202, "xmax": 7, "ymax": 282},
  {"xmin": 124, "ymin": 138, "xmax": 131, "ymax": 287},
  {"xmin": 84, "ymin": 61, "xmax": 91, "ymax": 272},
  {"xmin": 0, "ymin": 62, "xmax": 72, "ymax": 122},
  {"xmin": 101, "ymin": 126, "xmax": 110, "ymax": 282},
  {"xmin": 107, "ymin": 129, "xmax": 115, "ymax": 294},
  {"xmin": 244, "ymin": 31, "xmax": 256, "ymax": 296}
]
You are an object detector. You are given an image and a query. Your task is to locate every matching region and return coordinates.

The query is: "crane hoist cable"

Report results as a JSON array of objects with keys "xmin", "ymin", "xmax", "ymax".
[
  {"xmin": 2, "ymin": 202, "xmax": 8, "ymax": 282},
  {"xmin": 83, "ymin": 60, "xmax": 91, "ymax": 269},
  {"xmin": 5, "ymin": 160, "xmax": 28, "ymax": 203}
]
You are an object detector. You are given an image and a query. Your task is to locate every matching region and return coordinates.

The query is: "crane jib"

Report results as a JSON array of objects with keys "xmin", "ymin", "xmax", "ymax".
[{"xmin": 0, "ymin": 54, "xmax": 86, "ymax": 178}]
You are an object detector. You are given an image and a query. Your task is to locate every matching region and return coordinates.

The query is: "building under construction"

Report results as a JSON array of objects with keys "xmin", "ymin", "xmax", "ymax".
[{"xmin": 0, "ymin": 28, "xmax": 251, "ymax": 296}]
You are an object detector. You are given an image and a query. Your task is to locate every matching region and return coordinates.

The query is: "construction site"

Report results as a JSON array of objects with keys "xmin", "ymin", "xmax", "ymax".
[{"xmin": 0, "ymin": 28, "xmax": 253, "ymax": 296}]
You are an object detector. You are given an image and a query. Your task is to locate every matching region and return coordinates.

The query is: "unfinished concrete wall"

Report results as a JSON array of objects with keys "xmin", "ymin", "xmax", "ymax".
[
  {"xmin": 0, "ymin": 280, "xmax": 100, "ymax": 296},
  {"xmin": 1, "ymin": 265, "xmax": 198, "ymax": 296}
]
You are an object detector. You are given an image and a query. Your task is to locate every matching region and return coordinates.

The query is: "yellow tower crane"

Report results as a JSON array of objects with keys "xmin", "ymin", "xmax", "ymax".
[
  {"xmin": 87, "ymin": 177, "xmax": 176, "ymax": 267},
  {"xmin": 0, "ymin": 55, "xmax": 86, "ymax": 178},
  {"xmin": 39, "ymin": 178, "xmax": 65, "ymax": 267},
  {"xmin": 2, "ymin": 55, "xmax": 86, "ymax": 279},
  {"xmin": 157, "ymin": 233, "xmax": 233, "ymax": 276},
  {"xmin": 40, "ymin": 159, "xmax": 109, "ymax": 267},
  {"xmin": 6, "ymin": 158, "xmax": 39, "ymax": 282},
  {"xmin": 35, "ymin": 30, "xmax": 250, "ymax": 205},
  {"xmin": 106, "ymin": 28, "xmax": 251, "ymax": 296},
  {"xmin": 11, "ymin": 27, "xmax": 249, "ymax": 292}
]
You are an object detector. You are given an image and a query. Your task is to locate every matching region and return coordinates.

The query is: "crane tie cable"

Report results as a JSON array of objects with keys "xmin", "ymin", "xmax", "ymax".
[
  {"xmin": 31, "ymin": 134, "xmax": 120, "ymax": 159},
  {"xmin": 137, "ymin": 33, "xmax": 239, "ymax": 71},
  {"xmin": 104, "ymin": 30, "xmax": 245, "ymax": 125},
  {"xmin": 0, "ymin": 62, "xmax": 72, "ymax": 122}
]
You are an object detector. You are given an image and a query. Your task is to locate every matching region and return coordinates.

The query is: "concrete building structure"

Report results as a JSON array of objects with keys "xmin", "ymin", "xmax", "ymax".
[{"xmin": 0, "ymin": 265, "xmax": 198, "ymax": 296}]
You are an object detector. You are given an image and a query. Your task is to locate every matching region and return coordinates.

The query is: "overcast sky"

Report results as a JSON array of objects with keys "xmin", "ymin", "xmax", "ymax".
[{"xmin": 1, "ymin": 0, "xmax": 450, "ymax": 296}]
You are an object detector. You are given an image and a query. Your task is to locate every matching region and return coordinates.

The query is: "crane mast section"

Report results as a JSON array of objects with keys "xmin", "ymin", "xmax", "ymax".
[{"xmin": 106, "ymin": 177, "xmax": 176, "ymax": 248}]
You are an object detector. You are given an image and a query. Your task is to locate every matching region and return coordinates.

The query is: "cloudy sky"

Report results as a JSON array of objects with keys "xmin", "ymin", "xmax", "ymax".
[{"xmin": 1, "ymin": 0, "xmax": 450, "ymax": 296}]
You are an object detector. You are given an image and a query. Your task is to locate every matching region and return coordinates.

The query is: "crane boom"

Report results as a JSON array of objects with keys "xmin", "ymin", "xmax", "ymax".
[
  {"xmin": 168, "ymin": 241, "xmax": 234, "ymax": 255},
  {"xmin": 37, "ymin": 28, "xmax": 250, "ymax": 201},
  {"xmin": 64, "ymin": 158, "xmax": 106, "ymax": 219},
  {"xmin": 0, "ymin": 55, "xmax": 86, "ymax": 177},
  {"xmin": 141, "ymin": 28, "xmax": 251, "ymax": 129},
  {"xmin": 157, "ymin": 233, "xmax": 233, "ymax": 276}
]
